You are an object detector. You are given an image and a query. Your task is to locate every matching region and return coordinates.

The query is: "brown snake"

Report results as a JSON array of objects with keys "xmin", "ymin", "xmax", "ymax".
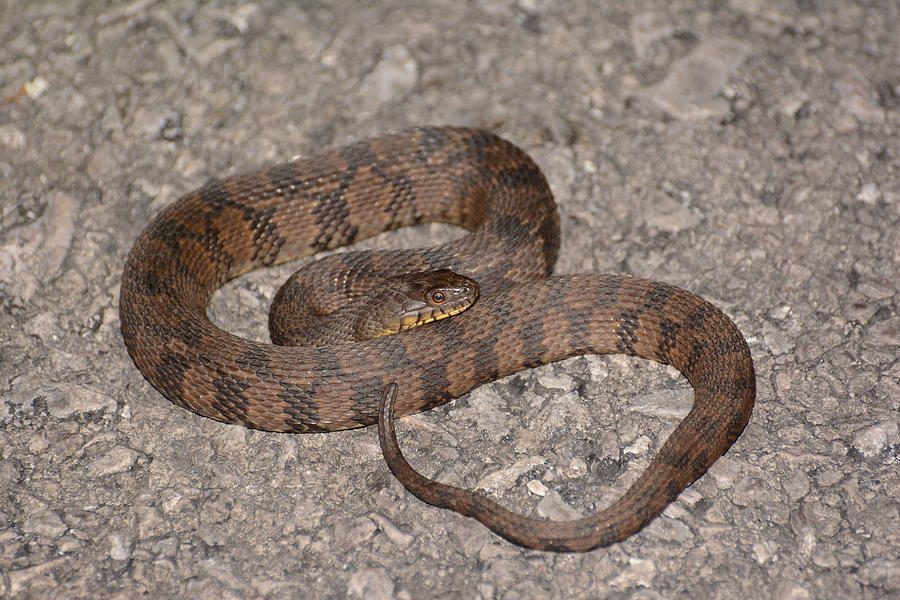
[{"xmin": 119, "ymin": 126, "xmax": 755, "ymax": 551}]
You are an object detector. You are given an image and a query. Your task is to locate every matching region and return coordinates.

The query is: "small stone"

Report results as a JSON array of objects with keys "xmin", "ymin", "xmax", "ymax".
[
  {"xmin": 732, "ymin": 477, "xmax": 771, "ymax": 507},
  {"xmin": 858, "ymin": 281, "xmax": 895, "ymax": 301},
  {"xmin": 136, "ymin": 506, "xmax": 170, "ymax": 539},
  {"xmin": 332, "ymin": 516, "xmax": 377, "ymax": 553},
  {"xmin": 769, "ymin": 305, "xmax": 792, "ymax": 320},
  {"xmin": 87, "ymin": 446, "xmax": 139, "ymax": 477},
  {"xmin": 812, "ymin": 549, "xmax": 839, "ymax": 569},
  {"xmin": 196, "ymin": 523, "xmax": 230, "ymax": 548},
  {"xmin": 857, "ymin": 558, "xmax": 900, "ymax": 592},
  {"xmin": 45, "ymin": 384, "xmax": 117, "ymax": 419},
  {"xmin": 476, "ymin": 456, "xmax": 545, "ymax": 494},
  {"xmin": 0, "ymin": 124, "xmax": 26, "ymax": 149},
  {"xmin": 815, "ymin": 469, "xmax": 843, "ymax": 487},
  {"xmin": 753, "ymin": 541, "xmax": 776, "ymax": 564},
  {"xmin": 610, "ymin": 557, "xmax": 657, "ymax": 588},
  {"xmin": 108, "ymin": 534, "xmax": 130, "ymax": 561},
  {"xmin": 835, "ymin": 71, "xmax": 885, "ymax": 122},
  {"xmin": 630, "ymin": 11, "xmax": 676, "ymax": 57},
  {"xmin": 856, "ymin": 182, "xmax": 882, "ymax": 204},
  {"xmin": 39, "ymin": 191, "xmax": 80, "ymax": 281},
  {"xmin": 194, "ymin": 38, "xmax": 242, "ymax": 68},
  {"xmin": 526, "ymin": 479, "xmax": 549, "ymax": 496},
  {"xmin": 783, "ymin": 470, "xmax": 810, "ymax": 501},
  {"xmin": 24, "ymin": 313, "xmax": 57, "ymax": 343},
  {"xmin": 779, "ymin": 90, "xmax": 810, "ymax": 117},
  {"xmin": 565, "ymin": 457, "xmax": 588, "ymax": 479},
  {"xmin": 359, "ymin": 45, "xmax": 418, "ymax": 110},
  {"xmin": 773, "ymin": 581, "xmax": 812, "ymax": 600},
  {"xmin": 477, "ymin": 583, "xmax": 496, "ymax": 599},
  {"xmin": 640, "ymin": 38, "xmax": 751, "ymax": 120},
  {"xmin": 21, "ymin": 510, "xmax": 67, "ymax": 538},
  {"xmin": 624, "ymin": 435, "xmax": 652, "ymax": 456},
  {"xmin": 129, "ymin": 106, "xmax": 183, "ymax": 140},
  {"xmin": 646, "ymin": 515, "xmax": 693, "ymax": 543},
  {"xmin": 346, "ymin": 567, "xmax": 394, "ymax": 600},
  {"xmin": 627, "ymin": 387, "xmax": 692, "ymax": 419},
  {"xmin": 675, "ymin": 488, "xmax": 703, "ymax": 508},
  {"xmin": 24, "ymin": 76, "xmax": 49, "ymax": 98},
  {"xmin": 96, "ymin": 0, "xmax": 159, "ymax": 25},
  {"xmin": 535, "ymin": 491, "xmax": 582, "ymax": 521},
  {"xmin": 211, "ymin": 425, "xmax": 249, "ymax": 457},
  {"xmin": 641, "ymin": 194, "xmax": 700, "ymax": 233},
  {"xmin": 7, "ymin": 558, "xmax": 66, "ymax": 596},
  {"xmin": 869, "ymin": 317, "xmax": 900, "ymax": 347},
  {"xmin": 537, "ymin": 372, "xmax": 575, "ymax": 390},
  {"xmin": 851, "ymin": 421, "xmax": 899, "ymax": 457},
  {"xmin": 707, "ymin": 455, "xmax": 742, "ymax": 487},
  {"xmin": 286, "ymin": 501, "xmax": 326, "ymax": 532},
  {"xmin": 0, "ymin": 458, "xmax": 23, "ymax": 487},
  {"xmin": 762, "ymin": 322, "xmax": 795, "ymax": 355},
  {"xmin": 368, "ymin": 513, "xmax": 413, "ymax": 547}
]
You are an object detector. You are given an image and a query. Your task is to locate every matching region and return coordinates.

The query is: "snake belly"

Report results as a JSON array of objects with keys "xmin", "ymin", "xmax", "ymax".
[{"xmin": 119, "ymin": 126, "xmax": 755, "ymax": 547}]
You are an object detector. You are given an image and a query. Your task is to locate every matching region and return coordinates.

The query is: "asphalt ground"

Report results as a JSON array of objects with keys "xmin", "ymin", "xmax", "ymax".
[{"xmin": 1, "ymin": 1, "xmax": 897, "ymax": 598}]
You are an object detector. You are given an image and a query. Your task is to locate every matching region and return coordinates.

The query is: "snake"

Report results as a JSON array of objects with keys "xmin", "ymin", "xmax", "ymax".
[{"xmin": 119, "ymin": 126, "xmax": 756, "ymax": 551}]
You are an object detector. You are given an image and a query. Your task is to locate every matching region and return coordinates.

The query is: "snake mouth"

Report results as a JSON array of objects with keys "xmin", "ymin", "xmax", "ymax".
[
  {"xmin": 370, "ymin": 305, "xmax": 466, "ymax": 338},
  {"xmin": 373, "ymin": 295, "xmax": 478, "ymax": 338},
  {"xmin": 403, "ymin": 299, "xmax": 474, "ymax": 328}
]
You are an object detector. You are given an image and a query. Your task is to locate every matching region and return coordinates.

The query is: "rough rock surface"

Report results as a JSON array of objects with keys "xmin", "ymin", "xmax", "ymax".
[{"xmin": 1, "ymin": 1, "xmax": 897, "ymax": 598}]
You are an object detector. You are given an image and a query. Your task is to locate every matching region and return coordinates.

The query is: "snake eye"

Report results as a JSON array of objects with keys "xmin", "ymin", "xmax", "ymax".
[{"xmin": 430, "ymin": 290, "xmax": 446, "ymax": 304}]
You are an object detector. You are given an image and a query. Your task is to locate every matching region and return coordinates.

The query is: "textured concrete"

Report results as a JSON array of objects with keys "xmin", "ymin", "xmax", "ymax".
[{"xmin": 1, "ymin": 1, "xmax": 897, "ymax": 598}]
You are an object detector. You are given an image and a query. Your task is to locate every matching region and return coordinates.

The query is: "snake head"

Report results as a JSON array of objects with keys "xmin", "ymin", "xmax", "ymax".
[{"xmin": 356, "ymin": 269, "xmax": 479, "ymax": 339}]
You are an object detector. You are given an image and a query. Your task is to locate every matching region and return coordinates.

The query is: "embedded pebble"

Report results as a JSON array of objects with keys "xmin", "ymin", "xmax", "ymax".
[
  {"xmin": 347, "ymin": 567, "xmax": 395, "ymax": 600},
  {"xmin": 535, "ymin": 491, "xmax": 582, "ymax": 521},
  {"xmin": 773, "ymin": 581, "xmax": 812, "ymax": 600},
  {"xmin": 368, "ymin": 513, "xmax": 414, "ymax": 547},
  {"xmin": 565, "ymin": 456, "xmax": 588, "ymax": 478},
  {"xmin": 526, "ymin": 479, "xmax": 549, "ymax": 496},
  {"xmin": 851, "ymin": 421, "xmax": 899, "ymax": 457},
  {"xmin": 856, "ymin": 182, "xmax": 882, "ymax": 204},
  {"xmin": 640, "ymin": 194, "xmax": 700, "ymax": 233},
  {"xmin": 537, "ymin": 372, "xmax": 575, "ymax": 390},
  {"xmin": 640, "ymin": 38, "xmax": 751, "ymax": 120},
  {"xmin": 0, "ymin": 123, "xmax": 26, "ymax": 149},
  {"xmin": 38, "ymin": 191, "xmax": 79, "ymax": 281},
  {"xmin": 630, "ymin": 11, "xmax": 676, "ymax": 57},
  {"xmin": 627, "ymin": 388, "xmax": 692, "ymax": 419},
  {"xmin": 108, "ymin": 534, "xmax": 131, "ymax": 561},
  {"xmin": 332, "ymin": 516, "xmax": 378, "ymax": 553},
  {"xmin": 476, "ymin": 456, "xmax": 545, "ymax": 494},
  {"xmin": 24, "ymin": 313, "xmax": 58, "ymax": 343},
  {"xmin": 45, "ymin": 384, "xmax": 117, "ymax": 419},
  {"xmin": 835, "ymin": 71, "xmax": 886, "ymax": 122},
  {"xmin": 86, "ymin": 446, "xmax": 139, "ymax": 477},
  {"xmin": 783, "ymin": 470, "xmax": 811, "ymax": 501},
  {"xmin": 610, "ymin": 557, "xmax": 658, "ymax": 589},
  {"xmin": 856, "ymin": 558, "xmax": 900, "ymax": 593},
  {"xmin": 359, "ymin": 45, "xmax": 418, "ymax": 110},
  {"xmin": 136, "ymin": 506, "xmax": 170, "ymax": 540},
  {"xmin": 21, "ymin": 510, "xmax": 67, "ymax": 538}
]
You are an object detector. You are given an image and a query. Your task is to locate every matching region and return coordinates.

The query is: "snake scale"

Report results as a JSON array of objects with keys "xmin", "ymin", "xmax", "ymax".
[{"xmin": 119, "ymin": 126, "xmax": 755, "ymax": 551}]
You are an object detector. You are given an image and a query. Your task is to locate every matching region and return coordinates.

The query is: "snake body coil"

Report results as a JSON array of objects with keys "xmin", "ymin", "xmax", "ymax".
[{"xmin": 120, "ymin": 127, "xmax": 755, "ymax": 550}]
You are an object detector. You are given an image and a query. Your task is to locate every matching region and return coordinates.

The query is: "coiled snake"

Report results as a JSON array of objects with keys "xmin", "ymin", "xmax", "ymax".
[{"xmin": 119, "ymin": 127, "xmax": 755, "ymax": 551}]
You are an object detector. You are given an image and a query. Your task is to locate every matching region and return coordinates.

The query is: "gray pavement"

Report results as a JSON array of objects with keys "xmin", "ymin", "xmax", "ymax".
[{"xmin": 1, "ymin": 1, "xmax": 897, "ymax": 598}]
